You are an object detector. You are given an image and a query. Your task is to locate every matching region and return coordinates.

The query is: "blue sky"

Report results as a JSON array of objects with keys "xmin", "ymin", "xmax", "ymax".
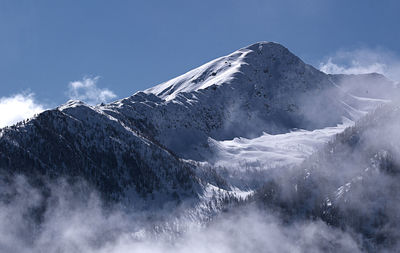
[{"xmin": 1, "ymin": 0, "xmax": 400, "ymax": 126}]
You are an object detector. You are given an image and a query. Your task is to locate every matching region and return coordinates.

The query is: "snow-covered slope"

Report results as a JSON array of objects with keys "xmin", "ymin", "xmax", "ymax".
[
  {"xmin": 210, "ymin": 118, "xmax": 353, "ymax": 169},
  {"xmin": 144, "ymin": 45, "xmax": 249, "ymax": 101}
]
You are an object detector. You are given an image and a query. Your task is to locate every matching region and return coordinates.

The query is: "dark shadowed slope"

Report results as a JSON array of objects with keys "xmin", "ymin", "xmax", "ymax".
[{"xmin": 0, "ymin": 101, "xmax": 199, "ymax": 206}]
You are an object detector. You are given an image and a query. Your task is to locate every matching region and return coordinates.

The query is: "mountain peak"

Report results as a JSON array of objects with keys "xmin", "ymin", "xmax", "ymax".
[
  {"xmin": 144, "ymin": 41, "xmax": 305, "ymax": 101},
  {"xmin": 57, "ymin": 99, "xmax": 88, "ymax": 112},
  {"xmin": 242, "ymin": 41, "xmax": 287, "ymax": 51}
]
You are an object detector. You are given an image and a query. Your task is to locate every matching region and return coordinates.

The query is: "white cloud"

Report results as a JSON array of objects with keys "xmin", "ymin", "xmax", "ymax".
[
  {"xmin": 0, "ymin": 76, "xmax": 116, "ymax": 128},
  {"xmin": 67, "ymin": 76, "xmax": 117, "ymax": 105},
  {"xmin": 319, "ymin": 48, "xmax": 400, "ymax": 81},
  {"xmin": 0, "ymin": 93, "xmax": 45, "ymax": 128}
]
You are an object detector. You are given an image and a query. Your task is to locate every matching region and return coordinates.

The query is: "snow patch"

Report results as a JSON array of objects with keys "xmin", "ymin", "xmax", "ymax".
[{"xmin": 211, "ymin": 118, "xmax": 353, "ymax": 169}]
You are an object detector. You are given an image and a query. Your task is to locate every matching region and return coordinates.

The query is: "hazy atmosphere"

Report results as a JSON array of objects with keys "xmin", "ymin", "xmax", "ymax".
[{"xmin": 1, "ymin": 1, "xmax": 400, "ymax": 252}]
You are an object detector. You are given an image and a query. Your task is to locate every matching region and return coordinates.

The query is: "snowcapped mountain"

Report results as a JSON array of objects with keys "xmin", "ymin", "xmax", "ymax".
[
  {"xmin": 2, "ymin": 41, "xmax": 400, "ymax": 252},
  {"xmin": 101, "ymin": 42, "xmax": 395, "ymax": 162},
  {"xmin": 0, "ymin": 42, "xmax": 397, "ymax": 206}
]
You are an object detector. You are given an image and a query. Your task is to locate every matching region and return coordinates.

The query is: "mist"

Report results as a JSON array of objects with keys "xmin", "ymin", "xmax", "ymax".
[{"xmin": 0, "ymin": 173, "xmax": 367, "ymax": 253}]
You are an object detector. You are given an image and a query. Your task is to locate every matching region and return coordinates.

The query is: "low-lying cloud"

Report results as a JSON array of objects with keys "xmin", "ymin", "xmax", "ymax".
[
  {"xmin": 319, "ymin": 48, "xmax": 400, "ymax": 82},
  {"xmin": 67, "ymin": 76, "xmax": 117, "ymax": 105},
  {"xmin": 0, "ymin": 93, "xmax": 45, "ymax": 128},
  {"xmin": 0, "ymin": 175, "xmax": 362, "ymax": 253}
]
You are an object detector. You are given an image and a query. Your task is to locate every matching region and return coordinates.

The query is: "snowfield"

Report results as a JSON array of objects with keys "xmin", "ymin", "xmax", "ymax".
[{"xmin": 210, "ymin": 118, "xmax": 354, "ymax": 169}]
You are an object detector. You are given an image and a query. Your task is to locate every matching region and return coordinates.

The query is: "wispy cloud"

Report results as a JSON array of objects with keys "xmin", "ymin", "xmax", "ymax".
[
  {"xmin": 0, "ymin": 93, "xmax": 45, "ymax": 128},
  {"xmin": 319, "ymin": 48, "xmax": 400, "ymax": 81},
  {"xmin": 67, "ymin": 76, "xmax": 117, "ymax": 105}
]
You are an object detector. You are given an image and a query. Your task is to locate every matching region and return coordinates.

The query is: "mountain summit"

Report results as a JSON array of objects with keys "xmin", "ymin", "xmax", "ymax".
[
  {"xmin": 144, "ymin": 42, "xmax": 331, "ymax": 101},
  {"xmin": 144, "ymin": 42, "xmax": 308, "ymax": 100}
]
